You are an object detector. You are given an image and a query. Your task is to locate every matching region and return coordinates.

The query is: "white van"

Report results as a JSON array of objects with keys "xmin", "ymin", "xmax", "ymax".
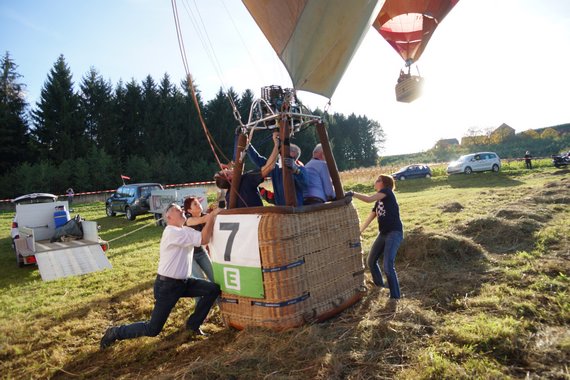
[{"xmin": 447, "ymin": 152, "xmax": 501, "ymax": 175}]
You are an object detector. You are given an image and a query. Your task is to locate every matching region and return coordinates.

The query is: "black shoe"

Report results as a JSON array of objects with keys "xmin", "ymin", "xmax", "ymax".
[
  {"xmin": 100, "ymin": 327, "xmax": 119, "ymax": 350},
  {"xmin": 188, "ymin": 328, "xmax": 209, "ymax": 338}
]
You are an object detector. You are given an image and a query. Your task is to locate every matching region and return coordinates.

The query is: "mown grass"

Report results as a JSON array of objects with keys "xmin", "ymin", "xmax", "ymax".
[{"xmin": 0, "ymin": 165, "xmax": 568, "ymax": 379}]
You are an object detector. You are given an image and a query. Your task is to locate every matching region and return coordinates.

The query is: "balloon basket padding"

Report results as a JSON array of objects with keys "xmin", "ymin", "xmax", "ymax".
[
  {"xmin": 396, "ymin": 75, "xmax": 424, "ymax": 103},
  {"xmin": 219, "ymin": 199, "xmax": 365, "ymax": 330}
]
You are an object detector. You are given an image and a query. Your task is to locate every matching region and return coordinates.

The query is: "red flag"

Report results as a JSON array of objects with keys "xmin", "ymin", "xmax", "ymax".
[{"xmin": 120, "ymin": 174, "xmax": 131, "ymax": 180}]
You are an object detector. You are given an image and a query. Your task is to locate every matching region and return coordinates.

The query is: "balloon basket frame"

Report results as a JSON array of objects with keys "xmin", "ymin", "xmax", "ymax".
[{"xmin": 218, "ymin": 198, "xmax": 365, "ymax": 330}]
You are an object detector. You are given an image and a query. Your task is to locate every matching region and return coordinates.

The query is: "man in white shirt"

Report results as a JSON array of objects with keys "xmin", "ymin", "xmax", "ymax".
[{"xmin": 100, "ymin": 203, "xmax": 221, "ymax": 350}]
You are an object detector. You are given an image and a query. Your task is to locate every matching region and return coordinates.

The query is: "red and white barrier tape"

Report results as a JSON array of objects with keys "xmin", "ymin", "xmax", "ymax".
[{"xmin": 0, "ymin": 180, "xmax": 217, "ymax": 204}]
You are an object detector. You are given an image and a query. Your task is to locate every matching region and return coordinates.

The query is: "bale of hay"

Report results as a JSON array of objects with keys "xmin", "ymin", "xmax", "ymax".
[
  {"xmin": 398, "ymin": 227, "xmax": 486, "ymax": 261},
  {"xmin": 455, "ymin": 216, "xmax": 541, "ymax": 253}
]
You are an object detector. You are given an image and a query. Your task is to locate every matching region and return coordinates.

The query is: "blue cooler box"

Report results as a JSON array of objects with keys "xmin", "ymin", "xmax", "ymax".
[{"xmin": 54, "ymin": 207, "xmax": 70, "ymax": 228}]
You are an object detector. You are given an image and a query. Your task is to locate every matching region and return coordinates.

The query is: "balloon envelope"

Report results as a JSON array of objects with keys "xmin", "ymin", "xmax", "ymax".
[
  {"xmin": 373, "ymin": 0, "xmax": 459, "ymax": 65},
  {"xmin": 242, "ymin": 0, "xmax": 384, "ymax": 99}
]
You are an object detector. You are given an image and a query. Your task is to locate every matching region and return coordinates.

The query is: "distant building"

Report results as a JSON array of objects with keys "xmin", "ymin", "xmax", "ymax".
[
  {"xmin": 434, "ymin": 138, "xmax": 459, "ymax": 149},
  {"xmin": 490, "ymin": 123, "xmax": 516, "ymax": 143}
]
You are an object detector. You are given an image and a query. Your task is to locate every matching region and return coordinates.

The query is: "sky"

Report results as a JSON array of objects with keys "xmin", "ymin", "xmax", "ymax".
[{"xmin": 1, "ymin": 0, "xmax": 570, "ymax": 156}]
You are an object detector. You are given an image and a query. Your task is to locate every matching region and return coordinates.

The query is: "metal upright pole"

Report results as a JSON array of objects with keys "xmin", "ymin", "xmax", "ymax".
[
  {"xmin": 280, "ymin": 117, "xmax": 297, "ymax": 207},
  {"xmin": 229, "ymin": 133, "xmax": 247, "ymax": 209},
  {"xmin": 316, "ymin": 121, "xmax": 344, "ymax": 200}
]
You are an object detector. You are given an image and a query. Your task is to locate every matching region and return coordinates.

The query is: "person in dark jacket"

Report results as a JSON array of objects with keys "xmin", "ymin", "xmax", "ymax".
[
  {"xmin": 347, "ymin": 174, "xmax": 404, "ymax": 300},
  {"xmin": 524, "ymin": 151, "xmax": 532, "ymax": 169},
  {"xmin": 215, "ymin": 132, "xmax": 279, "ymax": 208}
]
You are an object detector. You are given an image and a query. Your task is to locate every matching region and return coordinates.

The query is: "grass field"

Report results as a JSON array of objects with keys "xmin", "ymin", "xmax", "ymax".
[{"xmin": 0, "ymin": 163, "xmax": 568, "ymax": 379}]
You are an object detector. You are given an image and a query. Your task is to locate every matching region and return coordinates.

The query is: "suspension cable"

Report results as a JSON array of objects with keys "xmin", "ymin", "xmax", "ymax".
[{"xmin": 171, "ymin": 0, "xmax": 228, "ymax": 167}]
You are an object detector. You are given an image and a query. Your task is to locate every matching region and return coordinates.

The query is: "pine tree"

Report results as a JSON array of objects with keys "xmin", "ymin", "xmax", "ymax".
[
  {"xmin": 0, "ymin": 52, "xmax": 29, "ymax": 174},
  {"xmin": 115, "ymin": 79, "xmax": 143, "ymax": 159},
  {"xmin": 180, "ymin": 76, "xmax": 210, "ymax": 167},
  {"xmin": 141, "ymin": 75, "xmax": 160, "ymax": 157},
  {"xmin": 79, "ymin": 67, "xmax": 114, "ymax": 148},
  {"xmin": 238, "ymin": 88, "xmax": 255, "ymax": 123},
  {"xmin": 155, "ymin": 74, "xmax": 185, "ymax": 158},
  {"xmin": 31, "ymin": 55, "xmax": 86, "ymax": 162},
  {"xmin": 205, "ymin": 87, "xmax": 240, "ymax": 163},
  {"xmin": 108, "ymin": 80, "xmax": 127, "ymax": 158}
]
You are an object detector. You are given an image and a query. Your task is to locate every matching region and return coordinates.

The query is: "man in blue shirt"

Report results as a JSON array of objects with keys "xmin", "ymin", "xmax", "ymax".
[
  {"xmin": 247, "ymin": 140, "xmax": 307, "ymax": 206},
  {"xmin": 303, "ymin": 144, "xmax": 335, "ymax": 204}
]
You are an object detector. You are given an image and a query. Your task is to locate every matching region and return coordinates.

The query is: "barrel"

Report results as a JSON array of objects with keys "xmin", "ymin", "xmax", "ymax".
[{"xmin": 54, "ymin": 206, "xmax": 70, "ymax": 228}]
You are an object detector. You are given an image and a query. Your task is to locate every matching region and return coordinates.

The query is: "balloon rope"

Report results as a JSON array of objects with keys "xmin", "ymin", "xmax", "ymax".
[{"xmin": 171, "ymin": 0, "xmax": 228, "ymax": 168}]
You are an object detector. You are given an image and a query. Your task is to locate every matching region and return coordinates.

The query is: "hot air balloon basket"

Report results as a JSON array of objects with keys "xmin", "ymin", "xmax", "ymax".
[
  {"xmin": 219, "ymin": 200, "xmax": 366, "ymax": 330},
  {"xmin": 396, "ymin": 75, "xmax": 424, "ymax": 103}
]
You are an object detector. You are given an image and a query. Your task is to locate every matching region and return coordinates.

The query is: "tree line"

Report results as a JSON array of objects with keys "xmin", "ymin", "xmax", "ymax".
[
  {"xmin": 381, "ymin": 132, "xmax": 570, "ymax": 167},
  {"xmin": 0, "ymin": 52, "xmax": 384, "ymax": 199}
]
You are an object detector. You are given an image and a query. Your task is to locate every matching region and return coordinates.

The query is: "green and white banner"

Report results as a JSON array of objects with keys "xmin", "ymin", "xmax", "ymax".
[{"xmin": 210, "ymin": 214, "xmax": 264, "ymax": 298}]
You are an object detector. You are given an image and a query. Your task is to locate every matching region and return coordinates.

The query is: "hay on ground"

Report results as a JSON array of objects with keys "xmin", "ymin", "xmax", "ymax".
[
  {"xmin": 455, "ymin": 216, "xmax": 541, "ymax": 253},
  {"xmin": 439, "ymin": 202, "xmax": 464, "ymax": 213},
  {"xmin": 399, "ymin": 227, "xmax": 486, "ymax": 261},
  {"xmin": 494, "ymin": 206, "xmax": 551, "ymax": 223}
]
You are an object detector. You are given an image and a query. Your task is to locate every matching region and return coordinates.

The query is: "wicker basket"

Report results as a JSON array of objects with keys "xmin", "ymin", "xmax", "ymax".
[
  {"xmin": 395, "ymin": 75, "xmax": 423, "ymax": 103},
  {"xmin": 219, "ymin": 199, "xmax": 365, "ymax": 330}
]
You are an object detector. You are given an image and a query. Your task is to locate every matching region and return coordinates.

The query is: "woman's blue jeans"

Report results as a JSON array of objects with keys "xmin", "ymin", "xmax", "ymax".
[
  {"xmin": 115, "ymin": 275, "xmax": 220, "ymax": 340},
  {"xmin": 192, "ymin": 250, "xmax": 214, "ymax": 281},
  {"xmin": 191, "ymin": 250, "xmax": 215, "ymax": 304},
  {"xmin": 367, "ymin": 230, "xmax": 403, "ymax": 299}
]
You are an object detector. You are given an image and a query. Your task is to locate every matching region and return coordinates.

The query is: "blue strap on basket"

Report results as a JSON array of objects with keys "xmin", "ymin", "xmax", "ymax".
[
  {"xmin": 251, "ymin": 293, "xmax": 310, "ymax": 307},
  {"xmin": 221, "ymin": 297, "xmax": 239, "ymax": 304},
  {"xmin": 262, "ymin": 258, "xmax": 304, "ymax": 273}
]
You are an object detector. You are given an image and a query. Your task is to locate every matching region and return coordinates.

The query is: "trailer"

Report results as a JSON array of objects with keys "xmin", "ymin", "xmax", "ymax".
[
  {"xmin": 149, "ymin": 187, "xmax": 208, "ymax": 226},
  {"xmin": 12, "ymin": 198, "xmax": 110, "ymax": 281}
]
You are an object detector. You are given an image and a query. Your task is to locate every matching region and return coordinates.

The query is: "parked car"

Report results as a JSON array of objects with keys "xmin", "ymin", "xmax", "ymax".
[
  {"xmin": 392, "ymin": 164, "xmax": 432, "ymax": 180},
  {"xmin": 105, "ymin": 183, "xmax": 163, "ymax": 220},
  {"xmin": 447, "ymin": 152, "xmax": 501, "ymax": 175},
  {"xmin": 552, "ymin": 151, "xmax": 570, "ymax": 168}
]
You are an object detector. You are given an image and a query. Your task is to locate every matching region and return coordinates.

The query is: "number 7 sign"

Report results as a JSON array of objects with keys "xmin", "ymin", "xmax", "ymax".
[{"xmin": 209, "ymin": 214, "xmax": 264, "ymax": 298}]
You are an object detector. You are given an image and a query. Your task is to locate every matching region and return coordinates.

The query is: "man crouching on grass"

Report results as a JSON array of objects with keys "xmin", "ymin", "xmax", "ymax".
[{"xmin": 100, "ymin": 203, "xmax": 221, "ymax": 350}]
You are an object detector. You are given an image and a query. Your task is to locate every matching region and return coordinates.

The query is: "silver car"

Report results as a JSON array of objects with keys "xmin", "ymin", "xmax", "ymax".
[{"xmin": 447, "ymin": 152, "xmax": 501, "ymax": 175}]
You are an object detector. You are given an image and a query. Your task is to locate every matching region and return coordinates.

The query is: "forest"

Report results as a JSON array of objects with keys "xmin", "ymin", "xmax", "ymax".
[{"xmin": 0, "ymin": 52, "xmax": 383, "ymax": 198}]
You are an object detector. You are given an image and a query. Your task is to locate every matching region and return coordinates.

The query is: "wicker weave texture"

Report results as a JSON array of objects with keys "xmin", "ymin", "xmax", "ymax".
[{"xmin": 220, "ymin": 202, "xmax": 364, "ymax": 329}]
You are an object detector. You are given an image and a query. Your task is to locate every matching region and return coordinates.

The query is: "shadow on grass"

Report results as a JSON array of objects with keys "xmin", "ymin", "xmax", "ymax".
[
  {"xmin": 92, "ymin": 213, "xmax": 162, "ymax": 251},
  {"xmin": 445, "ymin": 172, "xmax": 523, "ymax": 189},
  {"xmin": 0, "ymin": 238, "xmax": 42, "ymax": 287},
  {"xmin": 393, "ymin": 177, "xmax": 441, "ymax": 193},
  {"xmin": 53, "ymin": 329, "xmax": 238, "ymax": 379},
  {"xmin": 381, "ymin": 172, "xmax": 524, "ymax": 194}
]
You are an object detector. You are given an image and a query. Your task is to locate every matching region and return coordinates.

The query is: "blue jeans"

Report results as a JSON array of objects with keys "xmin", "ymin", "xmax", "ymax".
[
  {"xmin": 115, "ymin": 275, "xmax": 220, "ymax": 340},
  {"xmin": 192, "ymin": 250, "xmax": 215, "ymax": 304},
  {"xmin": 367, "ymin": 230, "xmax": 403, "ymax": 299},
  {"xmin": 192, "ymin": 250, "xmax": 214, "ymax": 281}
]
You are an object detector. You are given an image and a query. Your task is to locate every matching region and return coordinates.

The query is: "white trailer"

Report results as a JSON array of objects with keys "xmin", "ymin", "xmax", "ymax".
[
  {"xmin": 149, "ymin": 187, "xmax": 208, "ymax": 226},
  {"xmin": 13, "ymin": 200, "xmax": 110, "ymax": 281}
]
